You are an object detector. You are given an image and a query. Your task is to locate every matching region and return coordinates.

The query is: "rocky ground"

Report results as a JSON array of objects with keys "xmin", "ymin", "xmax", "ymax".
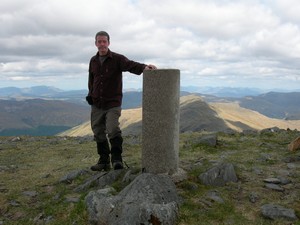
[{"xmin": 0, "ymin": 128, "xmax": 300, "ymax": 224}]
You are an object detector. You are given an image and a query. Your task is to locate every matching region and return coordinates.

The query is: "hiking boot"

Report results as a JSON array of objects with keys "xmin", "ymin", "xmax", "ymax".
[
  {"xmin": 112, "ymin": 161, "xmax": 123, "ymax": 170},
  {"xmin": 90, "ymin": 162, "xmax": 111, "ymax": 171},
  {"xmin": 90, "ymin": 140, "xmax": 111, "ymax": 171},
  {"xmin": 110, "ymin": 136, "xmax": 124, "ymax": 170}
]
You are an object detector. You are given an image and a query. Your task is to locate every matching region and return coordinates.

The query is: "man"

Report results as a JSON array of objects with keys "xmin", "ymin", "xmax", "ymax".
[{"xmin": 86, "ymin": 31, "xmax": 157, "ymax": 171}]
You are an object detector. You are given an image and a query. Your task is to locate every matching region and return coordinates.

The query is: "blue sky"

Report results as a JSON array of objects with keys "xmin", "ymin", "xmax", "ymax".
[{"xmin": 1, "ymin": 0, "xmax": 300, "ymax": 91}]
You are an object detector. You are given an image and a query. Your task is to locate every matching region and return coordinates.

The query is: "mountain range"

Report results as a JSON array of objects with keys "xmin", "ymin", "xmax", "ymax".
[
  {"xmin": 1, "ymin": 86, "xmax": 300, "ymax": 136},
  {"xmin": 60, "ymin": 95, "xmax": 300, "ymax": 137}
]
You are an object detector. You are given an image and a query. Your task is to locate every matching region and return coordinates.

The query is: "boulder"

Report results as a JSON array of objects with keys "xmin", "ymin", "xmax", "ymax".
[
  {"xmin": 85, "ymin": 173, "xmax": 179, "ymax": 225},
  {"xmin": 199, "ymin": 163, "xmax": 238, "ymax": 186},
  {"xmin": 261, "ymin": 204, "xmax": 298, "ymax": 221}
]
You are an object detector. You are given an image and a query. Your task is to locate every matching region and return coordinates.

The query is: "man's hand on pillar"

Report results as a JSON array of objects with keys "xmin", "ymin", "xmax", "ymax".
[{"xmin": 144, "ymin": 64, "xmax": 157, "ymax": 70}]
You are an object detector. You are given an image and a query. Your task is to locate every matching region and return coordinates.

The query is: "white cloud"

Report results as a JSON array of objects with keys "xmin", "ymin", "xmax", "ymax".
[{"xmin": 0, "ymin": 0, "xmax": 300, "ymax": 90}]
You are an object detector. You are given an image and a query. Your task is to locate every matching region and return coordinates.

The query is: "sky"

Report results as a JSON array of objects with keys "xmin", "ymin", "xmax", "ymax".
[{"xmin": 1, "ymin": 0, "xmax": 300, "ymax": 91}]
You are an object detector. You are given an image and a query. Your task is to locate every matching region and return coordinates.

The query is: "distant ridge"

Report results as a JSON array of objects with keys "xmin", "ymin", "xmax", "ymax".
[
  {"xmin": 2, "ymin": 86, "xmax": 300, "ymax": 136},
  {"xmin": 239, "ymin": 92, "xmax": 300, "ymax": 119},
  {"xmin": 1, "ymin": 86, "xmax": 300, "ymax": 119},
  {"xmin": 59, "ymin": 95, "xmax": 300, "ymax": 137},
  {"xmin": 0, "ymin": 99, "xmax": 89, "ymax": 136}
]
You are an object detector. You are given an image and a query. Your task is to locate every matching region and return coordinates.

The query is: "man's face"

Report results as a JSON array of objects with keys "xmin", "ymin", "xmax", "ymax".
[{"xmin": 95, "ymin": 35, "xmax": 110, "ymax": 55}]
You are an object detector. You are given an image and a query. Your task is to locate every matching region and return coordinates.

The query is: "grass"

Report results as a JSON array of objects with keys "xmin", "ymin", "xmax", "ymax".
[{"xmin": 0, "ymin": 130, "xmax": 300, "ymax": 224}]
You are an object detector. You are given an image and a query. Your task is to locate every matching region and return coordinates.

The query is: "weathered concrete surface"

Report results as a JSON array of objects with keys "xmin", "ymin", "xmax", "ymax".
[{"xmin": 142, "ymin": 69, "xmax": 180, "ymax": 175}]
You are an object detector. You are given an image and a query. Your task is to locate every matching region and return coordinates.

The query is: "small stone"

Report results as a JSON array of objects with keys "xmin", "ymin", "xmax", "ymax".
[
  {"xmin": 261, "ymin": 204, "xmax": 298, "ymax": 221},
  {"xmin": 264, "ymin": 183, "xmax": 284, "ymax": 192},
  {"xmin": 9, "ymin": 200, "xmax": 21, "ymax": 207},
  {"xmin": 263, "ymin": 178, "xmax": 281, "ymax": 184},
  {"xmin": 11, "ymin": 137, "xmax": 21, "ymax": 142},
  {"xmin": 23, "ymin": 191, "xmax": 38, "ymax": 197},
  {"xmin": 65, "ymin": 197, "xmax": 80, "ymax": 203},
  {"xmin": 278, "ymin": 177, "xmax": 291, "ymax": 185},
  {"xmin": 253, "ymin": 167, "xmax": 263, "ymax": 175},
  {"xmin": 206, "ymin": 191, "xmax": 224, "ymax": 203},
  {"xmin": 287, "ymin": 163, "xmax": 300, "ymax": 169},
  {"xmin": 249, "ymin": 192, "xmax": 259, "ymax": 203}
]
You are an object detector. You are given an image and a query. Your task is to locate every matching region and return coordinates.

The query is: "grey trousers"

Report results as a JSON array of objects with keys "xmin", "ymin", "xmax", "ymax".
[{"xmin": 91, "ymin": 106, "xmax": 121, "ymax": 142}]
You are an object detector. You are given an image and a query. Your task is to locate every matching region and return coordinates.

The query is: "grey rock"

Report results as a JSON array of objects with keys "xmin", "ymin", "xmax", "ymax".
[
  {"xmin": 74, "ymin": 170, "xmax": 123, "ymax": 192},
  {"xmin": 9, "ymin": 200, "xmax": 21, "ymax": 206},
  {"xmin": 59, "ymin": 169, "xmax": 89, "ymax": 184},
  {"xmin": 261, "ymin": 204, "xmax": 298, "ymax": 221},
  {"xmin": 191, "ymin": 134, "xmax": 218, "ymax": 147},
  {"xmin": 122, "ymin": 170, "xmax": 138, "ymax": 183},
  {"xmin": 258, "ymin": 153, "xmax": 273, "ymax": 162},
  {"xmin": 95, "ymin": 187, "xmax": 116, "ymax": 196},
  {"xmin": 264, "ymin": 183, "xmax": 284, "ymax": 192},
  {"xmin": 97, "ymin": 169, "xmax": 124, "ymax": 188},
  {"xmin": 287, "ymin": 163, "xmax": 300, "ymax": 169},
  {"xmin": 171, "ymin": 167, "xmax": 188, "ymax": 183},
  {"xmin": 11, "ymin": 136, "xmax": 21, "ymax": 142},
  {"xmin": 262, "ymin": 176, "xmax": 291, "ymax": 186},
  {"xmin": 23, "ymin": 191, "xmax": 38, "ymax": 197},
  {"xmin": 199, "ymin": 163, "xmax": 238, "ymax": 186},
  {"xmin": 65, "ymin": 197, "xmax": 80, "ymax": 203},
  {"xmin": 185, "ymin": 134, "xmax": 218, "ymax": 148},
  {"xmin": 260, "ymin": 127, "xmax": 281, "ymax": 134},
  {"xmin": 74, "ymin": 172, "xmax": 107, "ymax": 192},
  {"xmin": 278, "ymin": 177, "xmax": 291, "ymax": 185},
  {"xmin": 277, "ymin": 169, "xmax": 290, "ymax": 176},
  {"xmin": 198, "ymin": 134, "xmax": 218, "ymax": 147},
  {"xmin": 85, "ymin": 173, "xmax": 179, "ymax": 225},
  {"xmin": 206, "ymin": 191, "xmax": 224, "ymax": 203},
  {"xmin": 194, "ymin": 160, "xmax": 204, "ymax": 167},
  {"xmin": 249, "ymin": 192, "xmax": 259, "ymax": 203},
  {"xmin": 33, "ymin": 213, "xmax": 54, "ymax": 224},
  {"xmin": 252, "ymin": 167, "xmax": 263, "ymax": 175},
  {"xmin": 263, "ymin": 178, "xmax": 281, "ymax": 184},
  {"xmin": 74, "ymin": 173, "xmax": 102, "ymax": 191}
]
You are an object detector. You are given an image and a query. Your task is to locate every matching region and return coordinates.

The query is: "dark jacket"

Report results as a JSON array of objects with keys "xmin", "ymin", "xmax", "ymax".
[{"xmin": 88, "ymin": 49, "xmax": 146, "ymax": 109}]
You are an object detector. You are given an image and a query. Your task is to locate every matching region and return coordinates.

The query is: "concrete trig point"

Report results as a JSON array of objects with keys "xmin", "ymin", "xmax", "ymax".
[{"xmin": 142, "ymin": 69, "xmax": 180, "ymax": 175}]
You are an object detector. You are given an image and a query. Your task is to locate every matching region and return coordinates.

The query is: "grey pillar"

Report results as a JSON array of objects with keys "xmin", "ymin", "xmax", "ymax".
[{"xmin": 142, "ymin": 69, "xmax": 180, "ymax": 175}]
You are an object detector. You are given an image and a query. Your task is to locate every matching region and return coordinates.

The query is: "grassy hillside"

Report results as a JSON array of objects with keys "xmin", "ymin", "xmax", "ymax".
[
  {"xmin": 239, "ymin": 92, "xmax": 300, "ymax": 119},
  {"xmin": 0, "ymin": 130, "xmax": 299, "ymax": 224},
  {"xmin": 60, "ymin": 95, "xmax": 300, "ymax": 137},
  {"xmin": 210, "ymin": 102, "xmax": 300, "ymax": 131},
  {"xmin": 0, "ymin": 99, "xmax": 89, "ymax": 136}
]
